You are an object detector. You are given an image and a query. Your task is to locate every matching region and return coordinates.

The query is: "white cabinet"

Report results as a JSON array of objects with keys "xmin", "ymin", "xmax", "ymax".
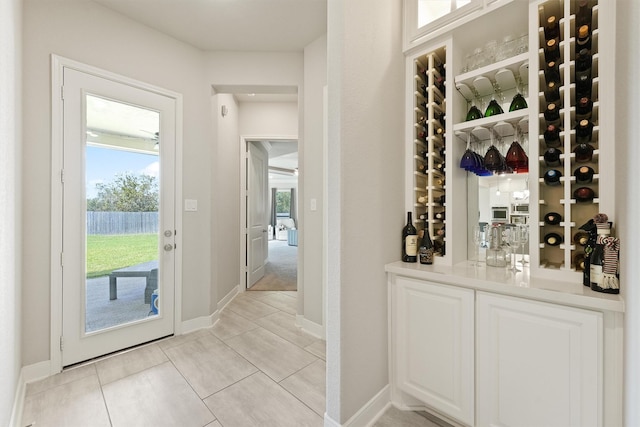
[
  {"xmin": 476, "ymin": 292, "xmax": 602, "ymax": 427},
  {"xmin": 387, "ymin": 267, "xmax": 623, "ymax": 427},
  {"xmin": 392, "ymin": 276, "xmax": 475, "ymax": 425}
]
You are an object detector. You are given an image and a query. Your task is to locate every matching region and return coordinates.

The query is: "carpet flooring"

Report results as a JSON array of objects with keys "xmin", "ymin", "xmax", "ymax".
[{"xmin": 249, "ymin": 239, "xmax": 298, "ymax": 291}]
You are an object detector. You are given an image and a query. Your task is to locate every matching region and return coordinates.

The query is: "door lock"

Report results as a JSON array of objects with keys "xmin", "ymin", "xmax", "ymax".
[
  {"xmin": 164, "ymin": 243, "xmax": 174, "ymax": 252},
  {"xmin": 164, "ymin": 230, "xmax": 173, "ymax": 237}
]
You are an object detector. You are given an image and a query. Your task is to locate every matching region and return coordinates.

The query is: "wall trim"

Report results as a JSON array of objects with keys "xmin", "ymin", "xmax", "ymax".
[
  {"xmin": 10, "ymin": 361, "xmax": 53, "ymax": 427},
  {"xmin": 296, "ymin": 314, "xmax": 325, "ymax": 340},
  {"xmin": 324, "ymin": 385, "xmax": 390, "ymax": 427},
  {"xmin": 181, "ymin": 283, "xmax": 240, "ymax": 334}
]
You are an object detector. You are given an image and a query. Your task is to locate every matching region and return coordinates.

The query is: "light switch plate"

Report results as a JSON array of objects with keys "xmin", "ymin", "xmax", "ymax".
[{"xmin": 184, "ymin": 199, "xmax": 198, "ymax": 212}]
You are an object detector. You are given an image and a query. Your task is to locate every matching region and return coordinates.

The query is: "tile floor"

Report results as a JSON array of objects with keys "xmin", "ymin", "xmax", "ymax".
[{"xmin": 21, "ymin": 290, "xmax": 438, "ymax": 427}]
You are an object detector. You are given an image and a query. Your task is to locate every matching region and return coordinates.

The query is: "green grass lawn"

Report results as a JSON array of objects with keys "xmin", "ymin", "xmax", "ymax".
[{"xmin": 86, "ymin": 233, "xmax": 159, "ymax": 278}]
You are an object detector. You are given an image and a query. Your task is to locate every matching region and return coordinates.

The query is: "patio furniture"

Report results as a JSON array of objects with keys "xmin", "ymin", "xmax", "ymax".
[{"xmin": 109, "ymin": 260, "xmax": 158, "ymax": 304}]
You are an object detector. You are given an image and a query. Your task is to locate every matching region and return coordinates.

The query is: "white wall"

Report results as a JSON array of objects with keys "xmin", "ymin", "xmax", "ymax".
[
  {"xmin": 303, "ymin": 35, "xmax": 328, "ymax": 328},
  {"xmin": 210, "ymin": 93, "xmax": 241, "ymax": 304},
  {"xmin": 617, "ymin": 2, "xmax": 640, "ymax": 425},
  {"xmin": 22, "ymin": 0, "xmax": 213, "ymax": 366},
  {"xmin": 326, "ymin": 0, "xmax": 404, "ymax": 423},
  {"xmin": 0, "ymin": 0, "xmax": 22, "ymax": 423},
  {"xmin": 238, "ymin": 102, "xmax": 298, "ymax": 137}
]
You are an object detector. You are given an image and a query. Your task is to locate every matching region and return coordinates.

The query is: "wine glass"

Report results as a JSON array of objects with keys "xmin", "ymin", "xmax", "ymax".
[
  {"xmin": 518, "ymin": 224, "xmax": 529, "ymax": 265},
  {"xmin": 505, "ymin": 226, "xmax": 522, "ymax": 273},
  {"xmin": 472, "ymin": 224, "xmax": 484, "ymax": 266}
]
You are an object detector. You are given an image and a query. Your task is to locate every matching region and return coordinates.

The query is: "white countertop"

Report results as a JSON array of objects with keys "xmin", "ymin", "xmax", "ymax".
[{"xmin": 385, "ymin": 260, "xmax": 625, "ymax": 313}]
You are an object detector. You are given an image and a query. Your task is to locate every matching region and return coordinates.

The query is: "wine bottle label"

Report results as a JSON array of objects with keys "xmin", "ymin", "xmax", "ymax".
[
  {"xmin": 406, "ymin": 236, "xmax": 418, "ymax": 256},
  {"xmin": 419, "ymin": 247, "xmax": 434, "ymax": 264},
  {"xmin": 590, "ymin": 265, "xmax": 603, "ymax": 286}
]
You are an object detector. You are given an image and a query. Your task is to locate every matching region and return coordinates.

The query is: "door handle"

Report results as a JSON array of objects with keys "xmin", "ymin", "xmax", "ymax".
[
  {"xmin": 263, "ymin": 229, "xmax": 268, "ymax": 232},
  {"xmin": 164, "ymin": 243, "xmax": 174, "ymax": 252}
]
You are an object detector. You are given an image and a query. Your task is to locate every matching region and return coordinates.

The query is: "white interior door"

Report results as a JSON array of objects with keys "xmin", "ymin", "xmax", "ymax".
[
  {"xmin": 61, "ymin": 67, "xmax": 176, "ymax": 366},
  {"xmin": 247, "ymin": 142, "xmax": 269, "ymax": 287}
]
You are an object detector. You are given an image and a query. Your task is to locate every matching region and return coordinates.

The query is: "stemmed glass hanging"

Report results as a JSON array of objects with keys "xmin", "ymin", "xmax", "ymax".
[
  {"xmin": 505, "ymin": 226, "xmax": 522, "ymax": 273},
  {"xmin": 505, "ymin": 127, "xmax": 529, "ymax": 173},
  {"xmin": 518, "ymin": 224, "xmax": 529, "ymax": 265},
  {"xmin": 484, "ymin": 130, "xmax": 506, "ymax": 173}
]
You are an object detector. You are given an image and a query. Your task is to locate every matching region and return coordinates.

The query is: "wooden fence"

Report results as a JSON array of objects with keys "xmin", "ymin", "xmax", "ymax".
[{"xmin": 87, "ymin": 211, "xmax": 158, "ymax": 235}]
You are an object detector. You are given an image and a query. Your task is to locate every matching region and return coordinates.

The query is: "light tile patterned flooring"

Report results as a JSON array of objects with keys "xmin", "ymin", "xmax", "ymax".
[{"xmin": 21, "ymin": 290, "xmax": 439, "ymax": 427}]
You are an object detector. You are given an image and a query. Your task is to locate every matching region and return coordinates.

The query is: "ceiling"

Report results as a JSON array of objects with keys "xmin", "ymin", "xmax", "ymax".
[{"xmin": 92, "ymin": 0, "xmax": 327, "ymax": 52}]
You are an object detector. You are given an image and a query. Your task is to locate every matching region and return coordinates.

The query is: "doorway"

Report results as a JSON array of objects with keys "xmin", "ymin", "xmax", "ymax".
[
  {"xmin": 243, "ymin": 139, "xmax": 298, "ymax": 291},
  {"xmin": 52, "ymin": 58, "xmax": 181, "ymax": 368}
]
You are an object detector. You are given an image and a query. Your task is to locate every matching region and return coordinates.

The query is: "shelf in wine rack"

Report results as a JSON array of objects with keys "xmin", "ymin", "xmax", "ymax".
[
  {"xmin": 454, "ymin": 52, "xmax": 529, "ymax": 100},
  {"xmin": 453, "ymin": 109, "xmax": 529, "ymax": 140}
]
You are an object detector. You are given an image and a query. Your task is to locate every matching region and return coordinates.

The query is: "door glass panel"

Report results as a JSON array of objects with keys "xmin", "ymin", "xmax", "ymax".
[
  {"xmin": 418, "ymin": 0, "xmax": 473, "ymax": 28},
  {"xmin": 84, "ymin": 94, "xmax": 160, "ymax": 333}
]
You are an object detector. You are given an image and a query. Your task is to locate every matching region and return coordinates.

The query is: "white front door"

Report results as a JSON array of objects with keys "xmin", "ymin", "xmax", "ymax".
[
  {"xmin": 247, "ymin": 142, "xmax": 269, "ymax": 287},
  {"xmin": 61, "ymin": 67, "xmax": 176, "ymax": 366}
]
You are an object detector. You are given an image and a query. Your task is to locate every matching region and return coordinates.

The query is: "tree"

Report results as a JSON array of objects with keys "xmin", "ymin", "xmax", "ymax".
[
  {"xmin": 275, "ymin": 190, "xmax": 291, "ymax": 215},
  {"xmin": 87, "ymin": 173, "xmax": 158, "ymax": 212}
]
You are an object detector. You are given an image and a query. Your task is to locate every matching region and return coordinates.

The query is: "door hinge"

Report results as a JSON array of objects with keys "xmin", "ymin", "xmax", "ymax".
[
  {"xmin": 60, "ymin": 169, "xmax": 65, "ymax": 184},
  {"xmin": 59, "ymin": 336, "xmax": 64, "ymax": 351},
  {"xmin": 60, "ymin": 252, "xmax": 64, "ymax": 267},
  {"xmin": 60, "ymin": 85, "xmax": 65, "ymax": 100}
]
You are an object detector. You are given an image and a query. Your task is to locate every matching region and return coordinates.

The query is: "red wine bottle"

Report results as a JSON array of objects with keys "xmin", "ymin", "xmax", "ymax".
[
  {"xmin": 574, "ymin": 165, "xmax": 595, "ymax": 184},
  {"xmin": 576, "ymin": 25, "xmax": 592, "ymax": 52},
  {"xmin": 573, "ymin": 142, "xmax": 594, "ymax": 162},
  {"xmin": 576, "ymin": 0, "xmax": 593, "ymax": 29},
  {"xmin": 575, "ymin": 96, "xmax": 593, "ymax": 121},
  {"xmin": 418, "ymin": 228, "xmax": 434, "ymax": 265},
  {"xmin": 544, "ymin": 102, "xmax": 561, "ymax": 126},
  {"xmin": 574, "ymin": 186, "xmax": 595, "ymax": 202},
  {"xmin": 544, "ymin": 38, "xmax": 560, "ymax": 63},
  {"xmin": 575, "ymin": 66, "xmax": 593, "ymax": 100},
  {"xmin": 544, "ymin": 124, "xmax": 562, "ymax": 148},
  {"xmin": 579, "ymin": 219, "xmax": 597, "ymax": 286},
  {"xmin": 574, "ymin": 232, "xmax": 590, "ymax": 247},
  {"xmin": 544, "ymin": 81, "xmax": 561, "ymax": 104},
  {"xmin": 544, "ymin": 212, "xmax": 563, "ymax": 225},
  {"xmin": 575, "ymin": 119, "xmax": 594, "ymax": 143},
  {"xmin": 543, "ymin": 169, "xmax": 563, "ymax": 186},
  {"xmin": 543, "ymin": 147, "xmax": 562, "ymax": 166},
  {"xmin": 576, "ymin": 48, "xmax": 592, "ymax": 72},
  {"xmin": 544, "ymin": 232, "xmax": 563, "ymax": 246},
  {"xmin": 544, "ymin": 60, "xmax": 561, "ymax": 85},
  {"xmin": 544, "ymin": 15, "xmax": 560, "ymax": 42},
  {"xmin": 402, "ymin": 212, "xmax": 418, "ymax": 262}
]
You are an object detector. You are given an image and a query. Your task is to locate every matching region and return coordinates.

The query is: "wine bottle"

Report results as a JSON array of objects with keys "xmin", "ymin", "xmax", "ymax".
[
  {"xmin": 544, "ymin": 60, "xmax": 561, "ymax": 85},
  {"xmin": 544, "ymin": 169, "xmax": 563, "ymax": 186},
  {"xmin": 417, "ymin": 163, "xmax": 428, "ymax": 174},
  {"xmin": 574, "ymin": 253, "xmax": 586, "ymax": 271},
  {"xmin": 575, "ymin": 96, "xmax": 593, "ymax": 121},
  {"xmin": 544, "ymin": 232, "xmax": 563, "ymax": 246},
  {"xmin": 590, "ymin": 223, "xmax": 611, "ymax": 290},
  {"xmin": 435, "ymin": 162, "xmax": 445, "ymax": 173},
  {"xmin": 575, "ymin": 66, "xmax": 593, "ymax": 100},
  {"xmin": 434, "ymin": 211, "xmax": 445, "ymax": 221},
  {"xmin": 576, "ymin": 0, "xmax": 593, "ymax": 29},
  {"xmin": 544, "ymin": 15, "xmax": 560, "ymax": 42},
  {"xmin": 543, "ymin": 147, "xmax": 562, "ymax": 166},
  {"xmin": 438, "ymin": 194, "xmax": 446, "ymax": 205},
  {"xmin": 419, "ymin": 150, "xmax": 429, "ymax": 160},
  {"xmin": 544, "ymin": 102, "xmax": 561, "ymax": 126},
  {"xmin": 574, "ymin": 231, "xmax": 590, "ymax": 246},
  {"xmin": 580, "ymin": 219, "xmax": 597, "ymax": 286},
  {"xmin": 575, "ymin": 48, "xmax": 592, "ymax": 73},
  {"xmin": 419, "ymin": 212, "xmax": 428, "ymax": 221},
  {"xmin": 544, "ymin": 38, "xmax": 560, "ymax": 63},
  {"xmin": 574, "ymin": 165, "xmax": 595, "ymax": 184},
  {"xmin": 573, "ymin": 142, "xmax": 594, "ymax": 162},
  {"xmin": 402, "ymin": 212, "xmax": 418, "ymax": 262},
  {"xmin": 544, "ymin": 81, "xmax": 561, "ymax": 104},
  {"xmin": 574, "ymin": 186, "xmax": 596, "ymax": 202},
  {"xmin": 575, "ymin": 119, "xmax": 594, "ymax": 143},
  {"xmin": 544, "ymin": 212, "xmax": 562, "ymax": 225},
  {"xmin": 434, "ymin": 76, "xmax": 445, "ymax": 94},
  {"xmin": 544, "ymin": 124, "xmax": 562, "ymax": 148},
  {"xmin": 576, "ymin": 25, "xmax": 592, "ymax": 52},
  {"xmin": 418, "ymin": 228, "xmax": 434, "ymax": 265},
  {"xmin": 417, "ymin": 131, "xmax": 427, "ymax": 141}
]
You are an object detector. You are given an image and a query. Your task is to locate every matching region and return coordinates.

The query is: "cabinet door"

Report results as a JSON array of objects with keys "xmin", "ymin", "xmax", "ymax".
[
  {"xmin": 476, "ymin": 292, "xmax": 603, "ymax": 427},
  {"xmin": 394, "ymin": 277, "xmax": 474, "ymax": 425}
]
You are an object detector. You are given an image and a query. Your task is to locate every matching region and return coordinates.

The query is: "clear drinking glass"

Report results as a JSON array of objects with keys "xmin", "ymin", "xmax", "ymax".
[
  {"xmin": 505, "ymin": 226, "xmax": 522, "ymax": 273},
  {"xmin": 519, "ymin": 224, "xmax": 529, "ymax": 265},
  {"xmin": 472, "ymin": 224, "xmax": 484, "ymax": 266}
]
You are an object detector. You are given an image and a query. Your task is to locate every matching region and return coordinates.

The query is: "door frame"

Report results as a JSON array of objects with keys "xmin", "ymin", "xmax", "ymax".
[
  {"xmin": 239, "ymin": 135, "xmax": 297, "ymax": 292},
  {"xmin": 50, "ymin": 55, "xmax": 184, "ymax": 373}
]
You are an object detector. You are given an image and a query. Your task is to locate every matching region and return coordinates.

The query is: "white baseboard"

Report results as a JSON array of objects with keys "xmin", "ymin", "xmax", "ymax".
[
  {"xmin": 181, "ymin": 284, "xmax": 240, "ymax": 334},
  {"xmin": 296, "ymin": 314, "xmax": 325, "ymax": 340},
  {"xmin": 324, "ymin": 385, "xmax": 390, "ymax": 427},
  {"xmin": 10, "ymin": 360, "xmax": 53, "ymax": 427}
]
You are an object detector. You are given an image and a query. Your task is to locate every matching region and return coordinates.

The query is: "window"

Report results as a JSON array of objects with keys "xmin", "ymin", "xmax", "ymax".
[
  {"xmin": 275, "ymin": 190, "xmax": 291, "ymax": 218},
  {"xmin": 418, "ymin": 0, "xmax": 473, "ymax": 28}
]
